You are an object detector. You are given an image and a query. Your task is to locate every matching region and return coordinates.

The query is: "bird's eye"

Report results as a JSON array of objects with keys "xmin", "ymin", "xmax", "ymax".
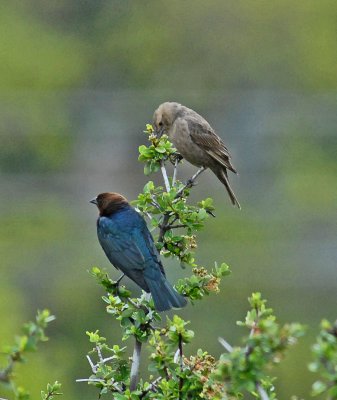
[{"xmin": 158, "ymin": 121, "xmax": 163, "ymax": 126}]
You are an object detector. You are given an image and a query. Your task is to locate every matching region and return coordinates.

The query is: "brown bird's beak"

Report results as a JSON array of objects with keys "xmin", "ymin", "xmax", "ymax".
[
  {"xmin": 89, "ymin": 197, "xmax": 98, "ymax": 205},
  {"xmin": 155, "ymin": 126, "xmax": 165, "ymax": 138}
]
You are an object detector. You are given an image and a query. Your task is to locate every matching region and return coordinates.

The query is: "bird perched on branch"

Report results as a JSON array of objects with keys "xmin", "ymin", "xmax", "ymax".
[
  {"xmin": 90, "ymin": 192, "xmax": 187, "ymax": 312},
  {"xmin": 153, "ymin": 102, "xmax": 240, "ymax": 208}
]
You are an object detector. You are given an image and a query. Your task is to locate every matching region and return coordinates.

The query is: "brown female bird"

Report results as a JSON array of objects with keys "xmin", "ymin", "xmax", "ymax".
[{"xmin": 153, "ymin": 102, "xmax": 240, "ymax": 208}]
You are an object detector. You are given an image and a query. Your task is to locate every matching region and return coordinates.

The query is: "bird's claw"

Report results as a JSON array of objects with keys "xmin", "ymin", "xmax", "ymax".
[
  {"xmin": 170, "ymin": 153, "xmax": 183, "ymax": 164},
  {"xmin": 111, "ymin": 273, "xmax": 125, "ymax": 295},
  {"xmin": 186, "ymin": 178, "xmax": 197, "ymax": 188}
]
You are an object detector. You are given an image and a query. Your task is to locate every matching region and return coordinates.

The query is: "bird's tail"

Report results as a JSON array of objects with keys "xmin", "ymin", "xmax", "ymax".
[
  {"xmin": 145, "ymin": 275, "xmax": 187, "ymax": 312},
  {"xmin": 211, "ymin": 166, "xmax": 241, "ymax": 209}
]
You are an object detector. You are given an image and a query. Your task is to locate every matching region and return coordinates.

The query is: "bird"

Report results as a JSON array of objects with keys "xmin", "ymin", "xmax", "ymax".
[
  {"xmin": 153, "ymin": 102, "xmax": 240, "ymax": 208},
  {"xmin": 90, "ymin": 192, "xmax": 187, "ymax": 312}
]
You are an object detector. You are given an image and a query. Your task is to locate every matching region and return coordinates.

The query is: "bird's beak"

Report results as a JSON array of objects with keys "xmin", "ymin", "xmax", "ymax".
[
  {"xmin": 89, "ymin": 197, "xmax": 98, "ymax": 205},
  {"xmin": 155, "ymin": 126, "xmax": 165, "ymax": 138}
]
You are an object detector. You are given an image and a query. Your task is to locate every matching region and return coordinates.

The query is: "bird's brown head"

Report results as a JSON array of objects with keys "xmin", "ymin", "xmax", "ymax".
[
  {"xmin": 90, "ymin": 192, "xmax": 129, "ymax": 216},
  {"xmin": 153, "ymin": 102, "xmax": 183, "ymax": 137}
]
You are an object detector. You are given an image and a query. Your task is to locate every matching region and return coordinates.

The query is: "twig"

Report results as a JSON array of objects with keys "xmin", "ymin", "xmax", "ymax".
[
  {"xmin": 160, "ymin": 161, "xmax": 171, "ymax": 192},
  {"xmin": 174, "ymin": 349, "xmax": 180, "ymax": 364},
  {"xmin": 158, "ymin": 163, "xmax": 206, "ymax": 244},
  {"xmin": 172, "ymin": 157, "xmax": 179, "ymax": 186},
  {"xmin": 76, "ymin": 378, "xmax": 123, "ymax": 394},
  {"xmin": 86, "ymin": 355, "xmax": 97, "ymax": 373},
  {"xmin": 178, "ymin": 334, "xmax": 183, "ymax": 369},
  {"xmin": 218, "ymin": 337, "xmax": 233, "ymax": 353},
  {"xmin": 0, "ymin": 359, "xmax": 13, "ymax": 383},
  {"xmin": 178, "ymin": 334, "xmax": 183, "ymax": 400},
  {"xmin": 256, "ymin": 383, "xmax": 269, "ymax": 400},
  {"xmin": 150, "ymin": 196, "xmax": 161, "ymax": 210},
  {"xmin": 140, "ymin": 376, "xmax": 162, "ymax": 398},
  {"xmin": 135, "ymin": 207, "xmax": 152, "ymax": 220},
  {"xmin": 166, "ymin": 224, "xmax": 187, "ymax": 230},
  {"xmin": 175, "ymin": 167, "xmax": 206, "ymax": 198},
  {"xmin": 158, "ymin": 213, "xmax": 170, "ymax": 243},
  {"xmin": 130, "ymin": 338, "xmax": 142, "ymax": 391},
  {"xmin": 96, "ymin": 344, "xmax": 103, "ymax": 362}
]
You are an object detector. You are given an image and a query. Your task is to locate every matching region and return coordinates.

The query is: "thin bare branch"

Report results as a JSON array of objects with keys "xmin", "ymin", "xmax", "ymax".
[
  {"xmin": 76, "ymin": 378, "xmax": 123, "ymax": 394},
  {"xmin": 86, "ymin": 355, "xmax": 97, "ymax": 373},
  {"xmin": 96, "ymin": 344, "xmax": 103, "ymax": 362},
  {"xmin": 175, "ymin": 166, "xmax": 206, "ymax": 198},
  {"xmin": 166, "ymin": 224, "xmax": 187, "ymax": 230},
  {"xmin": 172, "ymin": 157, "xmax": 179, "ymax": 186},
  {"xmin": 135, "ymin": 207, "xmax": 152, "ymax": 220},
  {"xmin": 178, "ymin": 334, "xmax": 184, "ymax": 400},
  {"xmin": 218, "ymin": 337, "xmax": 234, "ymax": 353},
  {"xmin": 256, "ymin": 383, "xmax": 270, "ymax": 400},
  {"xmin": 158, "ymin": 213, "xmax": 170, "ymax": 243},
  {"xmin": 130, "ymin": 338, "xmax": 142, "ymax": 391},
  {"xmin": 160, "ymin": 161, "xmax": 171, "ymax": 192},
  {"xmin": 140, "ymin": 376, "xmax": 162, "ymax": 398}
]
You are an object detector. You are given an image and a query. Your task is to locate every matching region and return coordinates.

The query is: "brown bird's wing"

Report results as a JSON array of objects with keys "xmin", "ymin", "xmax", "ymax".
[{"xmin": 187, "ymin": 117, "xmax": 237, "ymax": 173}]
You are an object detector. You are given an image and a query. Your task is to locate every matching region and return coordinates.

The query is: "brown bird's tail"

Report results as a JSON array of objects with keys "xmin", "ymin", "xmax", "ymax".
[{"xmin": 211, "ymin": 166, "xmax": 241, "ymax": 209}]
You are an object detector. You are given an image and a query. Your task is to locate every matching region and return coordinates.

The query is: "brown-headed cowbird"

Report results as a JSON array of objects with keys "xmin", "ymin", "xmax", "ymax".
[
  {"xmin": 153, "ymin": 102, "xmax": 240, "ymax": 208},
  {"xmin": 90, "ymin": 192, "xmax": 187, "ymax": 312}
]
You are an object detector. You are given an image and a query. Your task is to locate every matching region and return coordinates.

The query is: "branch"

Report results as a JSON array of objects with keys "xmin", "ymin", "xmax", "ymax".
[
  {"xmin": 256, "ymin": 383, "xmax": 269, "ymax": 400},
  {"xmin": 178, "ymin": 334, "xmax": 183, "ymax": 400},
  {"xmin": 218, "ymin": 337, "xmax": 233, "ymax": 353},
  {"xmin": 166, "ymin": 224, "xmax": 187, "ymax": 230},
  {"xmin": 130, "ymin": 338, "xmax": 142, "ymax": 391},
  {"xmin": 0, "ymin": 359, "xmax": 13, "ymax": 383},
  {"xmin": 172, "ymin": 157, "xmax": 179, "ymax": 186},
  {"xmin": 158, "ymin": 161, "xmax": 207, "ymax": 245},
  {"xmin": 86, "ymin": 354, "xmax": 97, "ymax": 373},
  {"xmin": 160, "ymin": 161, "xmax": 171, "ymax": 192},
  {"xmin": 158, "ymin": 213, "xmax": 170, "ymax": 243},
  {"xmin": 175, "ymin": 167, "xmax": 206, "ymax": 199},
  {"xmin": 140, "ymin": 376, "xmax": 162, "ymax": 398}
]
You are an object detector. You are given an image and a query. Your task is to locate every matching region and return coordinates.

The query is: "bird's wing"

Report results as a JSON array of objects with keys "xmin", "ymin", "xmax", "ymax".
[
  {"xmin": 187, "ymin": 117, "xmax": 236, "ymax": 173},
  {"xmin": 98, "ymin": 214, "xmax": 165, "ymax": 291},
  {"xmin": 141, "ymin": 223, "xmax": 166, "ymax": 276},
  {"xmin": 97, "ymin": 217, "xmax": 146, "ymax": 271}
]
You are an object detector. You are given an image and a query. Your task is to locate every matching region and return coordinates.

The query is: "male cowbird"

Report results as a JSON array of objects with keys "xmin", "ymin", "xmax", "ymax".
[
  {"xmin": 153, "ymin": 102, "xmax": 240, "ymax": 208},
  {"xmin": 90, "ymin": 192, "xmax": 187, "ymax": 312}
]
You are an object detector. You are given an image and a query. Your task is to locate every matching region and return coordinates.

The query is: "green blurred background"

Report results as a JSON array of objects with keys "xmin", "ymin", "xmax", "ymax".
[{"xmin": 1, "ymin": 1, "xmax": 336, "ymax": 398}]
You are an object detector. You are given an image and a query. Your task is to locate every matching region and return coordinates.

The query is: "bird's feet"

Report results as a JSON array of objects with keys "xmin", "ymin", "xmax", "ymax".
[
  {"xmin": 111, "ymin": 273, "xmax": 125, "ymax": 295},
  {"xmin": 185, "ymin": 166, "xmax": 206, "ymax": 188},
  {"xmin": 185, "ymin": 177, "xmax": 196, "ymax": 188},
  {"xmin": 170, "ymin": 153, "xmax": 183, "ymax": 165}
]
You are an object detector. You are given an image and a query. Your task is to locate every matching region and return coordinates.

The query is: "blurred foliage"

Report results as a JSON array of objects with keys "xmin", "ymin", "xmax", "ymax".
[
  {"xmin": 0, "ymin": 3, "xmax": 86, "ymax": 90},
  {"xmin": 0, "ymin": 97, "xmax": 73, "ymax": 173},
  {"xmin": 1, "ymin": 1, "xmax": 337, "ymax": 92},
  {"xmin": 216, "ymin": 293, "xmax": 305, "ymax": 399},
  {"xmin": 309, "ymin": 319, "xmax": 337, "ymax": 398},
  {"xmin": 0, "ymin": 310, "xmax": 58, "ymax": 399}
]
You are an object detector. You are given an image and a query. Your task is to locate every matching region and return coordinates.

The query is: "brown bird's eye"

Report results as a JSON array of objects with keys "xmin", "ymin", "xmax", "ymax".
[{"xmin": 158, "ymin": 121, "xmax": 163, "ymax": 126}]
